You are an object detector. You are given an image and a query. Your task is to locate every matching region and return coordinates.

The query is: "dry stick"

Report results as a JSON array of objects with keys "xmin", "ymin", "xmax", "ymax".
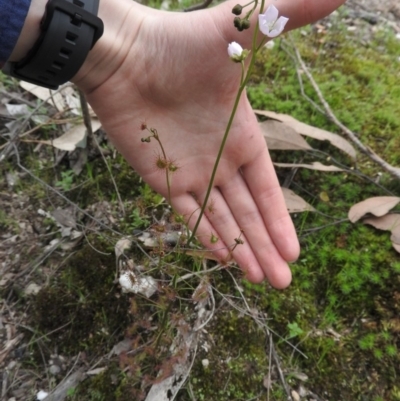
[
  {"xmin": 267, "ymin": 333, "xmax": 293, "ymax": 401},
  {"xmin": 78, "ymin": 90, "xmax": 125, "ymax": 215},
  {"xmin": 286, "ymin": 37, "xmax": 400, "ymax": 180}
]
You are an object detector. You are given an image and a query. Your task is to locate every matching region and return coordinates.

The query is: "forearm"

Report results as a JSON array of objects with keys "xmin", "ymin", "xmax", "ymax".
[{"xmin": 9, "ymin": 0, "xmax": 47, "ymax": 62}]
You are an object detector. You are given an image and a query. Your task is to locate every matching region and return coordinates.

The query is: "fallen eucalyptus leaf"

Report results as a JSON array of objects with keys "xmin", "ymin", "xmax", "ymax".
[
  {"xmin": 282, "ymin": 187, "xmax": 316, "ymax": 213},
  {"xmin": 52, "ymin": 209, "xmax": 77, "ymax": 229},
  {"xmin": 20, "ymin": 81, "xmax": 69, "ymax": 113},
  {"xmin": 20, "ymin": 81, "xmax": 82, "ymax": 115},
  {"xmin": 274, "ymin": 161, "xmax": 344, "ymax": 171},
  {"xmin": 6, "ymin": 103, "xmax": 29, "ymax": 117},
  {"xmin": 115, "ymin": 237, "xmax": 132, "ymax": 260},
  {"xmin": 255, "ymin": 109, "xmax": 357, "ymax": 160},
  {"xmin": 260, "ymin": 120, "xmax": 312, "ymax": 150},
  {"xmin": 362, "ymin": 214, "xmax": 400, "ymax": 253},
  {"xmin": 348, "ymin": 196, "xmax": 400, "ymax": 223},
  {"xmin": 51, "ymin": 120, "xmax": 101, "ymax": 151}
]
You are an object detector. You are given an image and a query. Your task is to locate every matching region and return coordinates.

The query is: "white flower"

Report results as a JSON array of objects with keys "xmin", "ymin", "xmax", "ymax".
[
  {"xmin": 228, "ymin": 41, "xmax": 243, "ymax": 58},
  {"xmin": 227, "ymin": 41, "xmax": 249, "ymax": 63},
  {"xmin": 258, "ymin": 5, "xmax": 289, "ymax": 38}
]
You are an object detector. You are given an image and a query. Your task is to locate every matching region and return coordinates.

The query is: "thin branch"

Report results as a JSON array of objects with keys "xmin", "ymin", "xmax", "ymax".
[
  {"xmin": 285, "ymin": 37, "xmax": 400, "ymax": 180},
  {"xmin": 267, "ymin": 334, "xmax": 293, "ymax": 401}
]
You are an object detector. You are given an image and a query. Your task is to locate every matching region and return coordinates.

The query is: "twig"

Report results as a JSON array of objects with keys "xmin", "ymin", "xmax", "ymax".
[
  {"xmin": 285, "ymin": 37, "xmax": 400, "ymax": 180},
  {"xmin": 267, "ymin": 334, "xmax": 293, "ymax": 401},
  {"xmin": 78, "ymin": 90, "xmax": 125, "ymax": 215},
  {"xmin": 175, "ymin": 264, "xmax": 223, "ymax": 283},
  {"xmin": 1, "ymin": 370, "xmax": 8, "ymax": 401}
]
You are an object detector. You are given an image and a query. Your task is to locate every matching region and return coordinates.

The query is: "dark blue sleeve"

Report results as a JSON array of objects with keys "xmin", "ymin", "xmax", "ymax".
[{"xmin": 0, "ymin": 0, "xmax": 32, "ymax": 66}]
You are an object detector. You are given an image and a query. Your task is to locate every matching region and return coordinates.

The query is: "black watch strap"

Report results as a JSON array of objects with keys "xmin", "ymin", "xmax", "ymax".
[{"xmin": 4, "ymin": 0, "xmax": 103, "ymax": 90}]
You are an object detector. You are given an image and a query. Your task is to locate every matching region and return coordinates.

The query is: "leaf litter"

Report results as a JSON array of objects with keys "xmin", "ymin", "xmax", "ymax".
[{"xmin": 255, "ymin": 109, "xmax": 357, "ymax": 160}]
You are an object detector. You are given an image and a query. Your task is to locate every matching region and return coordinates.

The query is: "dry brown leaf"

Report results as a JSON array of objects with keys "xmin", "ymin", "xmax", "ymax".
[
  {"xmin": 20, "ymin": 81, "xmax": 96, "ymax": 116},
  {"xmin": 20, "ymin": 81, "xmax": 80, "ymax": 114},
  {"xmin": 274, "ymin": 161, "xmax": 344, "ymax": 172},
  {"xmin": 348, "ymin": 196, "xmax": 400, "ymax": 223},
  {"xmin": 282, "ymin": 187, "xmax": 316, "ymax": 213},
  {"xmin": 255, "ymin": 110, "xmax": 357, "ymax": 160},
  {"xmin": 363, "ymin": 214, "xmax": 400, "ymax": 232},
  {"xmin": 363, "ymin": 214, "xmax": 400, "ymax": 253},
  {"xmin": 259, "ymin": 120, "xmax": 312, "ymax": 150},
  {"xmin": 38, "ymin": 120, "xmax": 102, "ymax": 151}
]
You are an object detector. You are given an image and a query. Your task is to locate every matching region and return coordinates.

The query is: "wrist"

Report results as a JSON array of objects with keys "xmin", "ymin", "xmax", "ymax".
[{"xmin": 71, "ymin": 0, "xmax": 147, "ymax": 92}]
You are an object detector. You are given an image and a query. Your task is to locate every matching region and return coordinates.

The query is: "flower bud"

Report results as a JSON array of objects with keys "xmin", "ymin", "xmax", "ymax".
[
  {"xmin": 241, "ymin": 19, "xmax": 250, "ymax": 30},
  {"xmin": 233, "ymin": 17, "xmax": 241, "ymax": 28},
  {"xmin": 227, "ymin": 42, "xmax": 249, "ymax": 62},
  {"xmin": 232, "ymin": 4, "xmax": 243, "ymax": 15}
]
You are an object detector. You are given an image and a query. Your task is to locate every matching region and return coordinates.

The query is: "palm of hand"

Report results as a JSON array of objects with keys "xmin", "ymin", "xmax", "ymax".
[{"xmin": 83, "ymin": 2, "xmax": 303, "ymax": 287}]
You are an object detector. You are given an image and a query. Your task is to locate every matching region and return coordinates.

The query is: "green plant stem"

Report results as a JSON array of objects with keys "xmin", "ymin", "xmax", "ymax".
[
  {"xmin": 153, "ymin": 132, "xmax": 173, "ymax": 205},
  {"xmin": 187, "ymin": 11, "xmax": 264, "ymax": 246}
]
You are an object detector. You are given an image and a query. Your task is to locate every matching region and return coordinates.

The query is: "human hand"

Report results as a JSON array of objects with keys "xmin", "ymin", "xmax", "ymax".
[{"xmin": 74, "ymin": 0, "xmax": 346, "ymax": 288}]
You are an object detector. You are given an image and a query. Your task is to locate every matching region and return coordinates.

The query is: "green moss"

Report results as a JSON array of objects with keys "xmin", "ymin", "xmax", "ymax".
[{"xmin": 32, "ymin": 237, "xmax": 130, "ymax": 356}]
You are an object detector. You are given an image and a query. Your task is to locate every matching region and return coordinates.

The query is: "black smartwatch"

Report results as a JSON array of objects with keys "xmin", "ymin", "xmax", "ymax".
[{"xmin": 4, "ymin": 0, "xmax": 104, "ymax": 90}]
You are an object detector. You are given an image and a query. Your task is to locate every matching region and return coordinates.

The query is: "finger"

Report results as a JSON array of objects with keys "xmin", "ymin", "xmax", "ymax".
[
  {"xmin": 218, "ymin": 173, "xmax": 292, "ymax": 288},
  {"xmin": 216, "ymin": 0, "xmax": 346, "ymax": 47},
  {"xmin": 241, "ymin": 147, "xmax": 300, "ymax": 263},
  {"xmin": 173, "ymin": 190, "xmax": 265, "ymax": 283},
  {"xmin": 171, "ymin": 193, "xmax": 233, "ymax": 262},
  {"xmin": 194, "ymin": 187, "xmax": 266, "ymax": 283}
]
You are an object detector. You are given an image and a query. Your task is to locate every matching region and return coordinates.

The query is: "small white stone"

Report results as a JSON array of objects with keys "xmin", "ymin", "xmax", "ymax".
[
  {"xmin": 24, "ymin": 283, "xmax": 42, "ymax": 295},
  {"xmin": 119, "ymin": 272, "xmax": 135, "ymax": 293},
  {"xmin": 37, "ymin": 390, "xmax": 49, "ymax": 400},
  {"xmin": 265, "ymin": 40, "xmax": 275, "ymax": 49},
  {"xmin": 201, "ymin": 359, "xmax": 209, "ymax": 368},
  {"xmin": 119, "ymin": 272, "xmax": 157, "ymax": 298},
  {"xmin": 136, "ymin": 276, "xmax": 157, "ymax": 298},
  {"xmin": 291, "ymin": 390, "xmax": 300, "ymax": 401}
]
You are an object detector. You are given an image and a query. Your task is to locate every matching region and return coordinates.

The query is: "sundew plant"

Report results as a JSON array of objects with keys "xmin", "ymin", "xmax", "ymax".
[
  {"xmin": 189, "ymin": 2, "xmax": 289, "ymax": 242},
  {"xmin": 140, "ymin": 2, "xmax": 289, "ymax": 247}
]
